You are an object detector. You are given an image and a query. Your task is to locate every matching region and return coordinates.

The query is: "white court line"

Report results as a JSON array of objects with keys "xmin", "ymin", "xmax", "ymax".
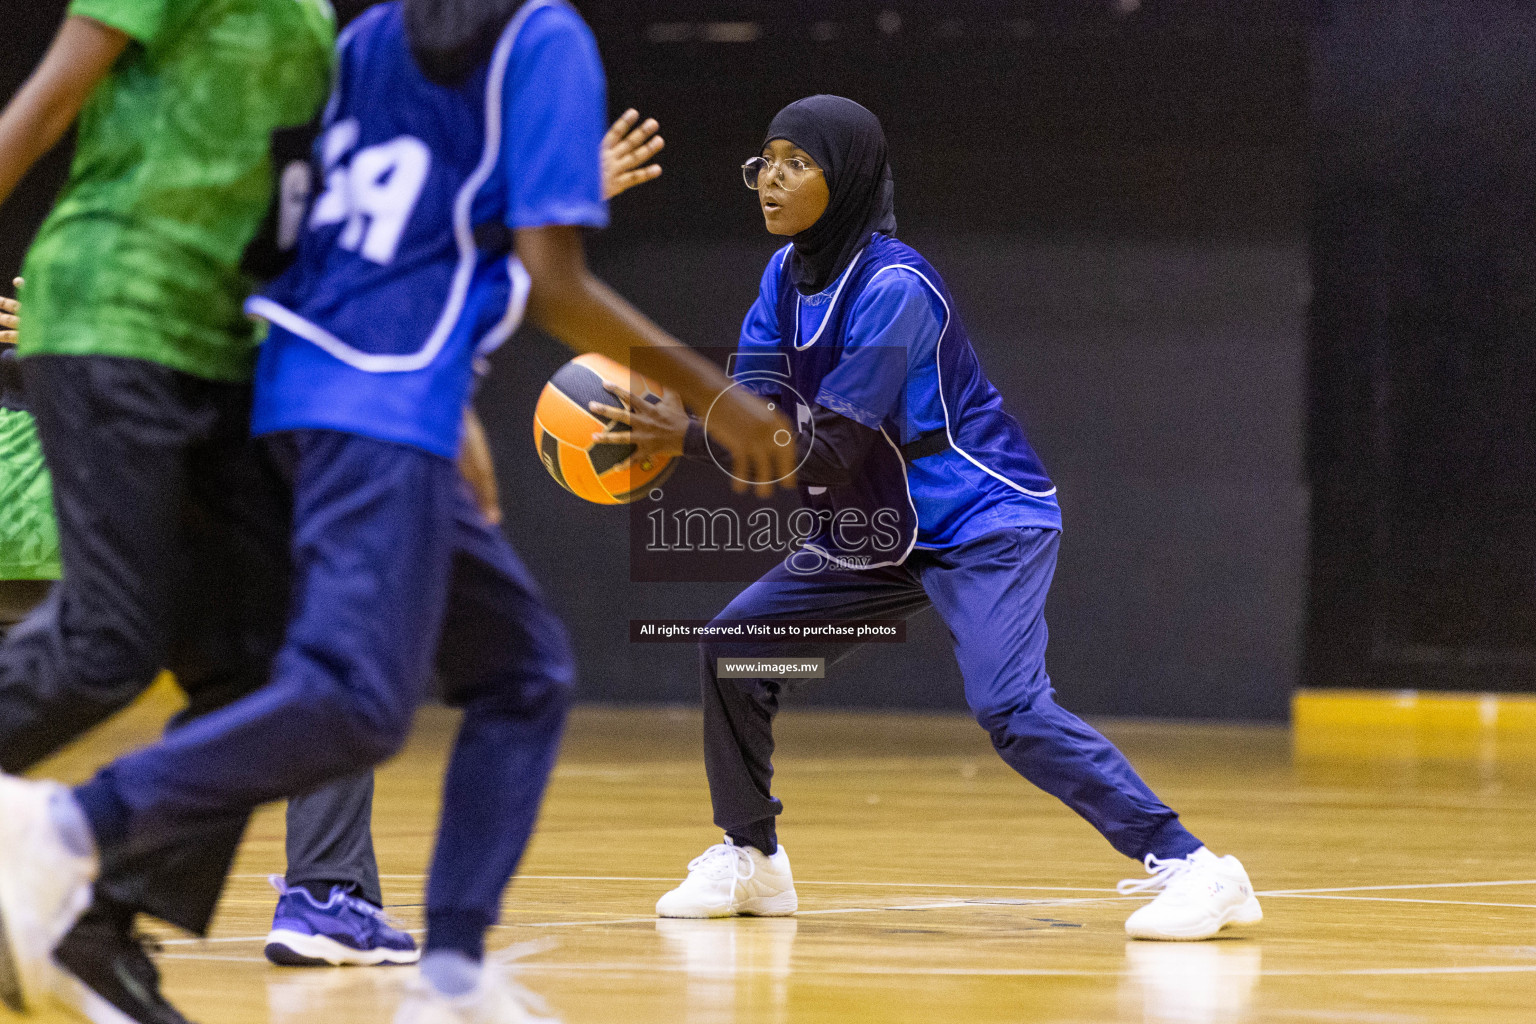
[
  {"xmin": 491, "ymin": 899, "xmax": 1105, "ymax": 934},
  {"xmin": 531, "ymin": 876, "xmax": 1115, "ymax": 892},
  {"xmin": 1260, "ymin": 879, "xmax": 1536, "ymax": 895},
  {"xmin": 157, "ymin": 897, "xmax": 1117, "ymax": 950},
  {"xmin": 1303, "ymin": 965, "xmax": 1536, "ymax": 977},
  {"xmin": 166, "ymin": 887, "xmax": 1536, "ymax": 951},
  {"xmin": 228, "ymin": 874, "xmax": 1536, "ymax": 896},
  {"xmin": 1260, "ymin": 894, "xmax": 1536, "ymax": 910},
  {"xmin": 160, "ymin": 956, "xmax": 1536, "ymax": 979},
  {"xmin": 515, "ymin": 898, "xmax": 1097, "ymax": 930},
  {"xmin": 511, "ymin": 963, "xmax": 1536, "ymax": 979},
  {"xmin": 506, "ymin": 876, "xmax": 1536, "ymax": 898},
  {"xmin": 162, "ymin": 955, "xmax": 271, "ymax": 963},
  {"xmin": 178, "ymin": 877, "xmax": 1536, "ymax": 950},
  {"xmin": 532, "ymin": 876, "xmax": 1113, "ymax": 892},
  {"xmin": 157, "ymin": 960, "xmax": 1536, "ymax": 978},
  {"xmin": 228, "ymin": 873, "xmax": 1116, "ymax": 892}
]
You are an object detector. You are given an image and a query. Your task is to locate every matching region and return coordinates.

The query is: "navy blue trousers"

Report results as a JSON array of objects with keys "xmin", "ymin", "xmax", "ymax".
[
  {"xmin": 702, "ymin": 527, "xmax": 1201, "ymax": 863},
  {"xmin": 77, "ymin": 430, "xmax": 575, "ymax": 957}
]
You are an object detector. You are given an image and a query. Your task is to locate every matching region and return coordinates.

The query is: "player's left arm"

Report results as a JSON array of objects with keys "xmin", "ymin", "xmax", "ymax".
[
  {"xmin": 458, "ymin": 408, "xmax": 502, "ymax": 525},
  {"xmin": 589, "ymin": 257, "xmax": 785, "ymax": 467},
  {"xmin": 458, "ymin": 101, "xmax": 659, "ymax": 519},
  {"xmin": 501, "ymin": 10, "xmax": 792, "ymax": 493},
  {"xmin": 0, "ymin": 16, "xmax": 130, "ymax": 209},
  {"xmin": 0, "ymin": 277, "xmax": 25, "ymax": 402},
  {"xmin": 475, "ymin": 55, "xmax": 659, "ymax": 509}
]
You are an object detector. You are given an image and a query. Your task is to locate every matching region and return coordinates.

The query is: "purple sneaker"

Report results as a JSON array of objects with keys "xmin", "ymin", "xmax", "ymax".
[{"xmin": 263, "ymin": 876, "xmax": 419, "ymax": 967}]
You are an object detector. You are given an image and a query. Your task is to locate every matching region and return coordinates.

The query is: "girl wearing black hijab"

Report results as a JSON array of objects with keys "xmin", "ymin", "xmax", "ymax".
[{"xmin": 611, "ymin": 96, "xmax": 1261, "ymax": 942}]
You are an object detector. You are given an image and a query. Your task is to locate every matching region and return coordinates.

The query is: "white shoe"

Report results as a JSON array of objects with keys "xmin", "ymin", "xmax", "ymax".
[
  {"xmin": 1120, "ymin": 847, "xmax": 1262, "ymax": 941},
  {"xmin": 393, "ymin": 970, "xmax": 554, "ymax": 1024},
  {"xmin": 655, "ymin": 839, "xmax": 798, "ymax": 919},
  {"xmin": 0, "ymin": 774, "xmax": 99, "ymax": 1012}
]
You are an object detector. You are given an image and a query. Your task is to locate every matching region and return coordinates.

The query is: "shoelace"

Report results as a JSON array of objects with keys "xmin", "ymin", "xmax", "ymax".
[
  {"xmin": 268, "ymin": 874, "xmax": 408, "ymax": 931},
  {"xmin": 688, "ymin": 842, "xmax": 757, "ymax": 906},
  {"xmin": 1116, "ymin": 853, "xmax": 1194, "ymax": 896},
  {"xmin": 268, "ymin": 874, "xmax": 300, "ymax": 901},
  {"xmin": 341, "ymin": 891, "xmax": 409, "ymax": 932}
]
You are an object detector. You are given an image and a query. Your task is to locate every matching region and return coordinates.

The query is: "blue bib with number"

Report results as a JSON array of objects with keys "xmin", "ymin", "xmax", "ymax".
[{"xmin": 248, "ymin": 0, "xmax": 608, "ymax": 458}]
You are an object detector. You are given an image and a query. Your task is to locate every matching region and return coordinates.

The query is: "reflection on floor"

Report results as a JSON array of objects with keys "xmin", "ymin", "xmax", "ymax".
[
  {"xmin": 21, "ymin": 689, "xmax": 1536, "ymax": 1024},
  {"xmin": 656, "ymin": 919, "xmax": 799, "ymax": 1024},
  {"xmin": 1121, "ymin": 942, "xmax": 1261, "ymax": 1024}
]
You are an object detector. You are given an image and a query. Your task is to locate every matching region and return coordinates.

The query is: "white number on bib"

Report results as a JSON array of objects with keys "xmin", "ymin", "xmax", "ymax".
[{"xmin": 309, "ymin": 120, "xmax": 432, "ymax": 266}]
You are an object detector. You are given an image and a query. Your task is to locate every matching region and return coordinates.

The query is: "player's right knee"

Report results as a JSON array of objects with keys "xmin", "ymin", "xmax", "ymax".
[
  {"xmin": 337, "ymin": 713, "xmax": 411, "ymax": 767},
  {"xmin": 969, "ymin": 695, "xmax": 1036, "ymax": 740},
  {"xmin": 311, "ymin": 686, "xmax": 416, "ymax": 766}
]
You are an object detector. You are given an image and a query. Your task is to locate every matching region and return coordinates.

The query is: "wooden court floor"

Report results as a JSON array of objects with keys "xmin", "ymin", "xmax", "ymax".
[{"xmin": 15, "ymin": 684, "xmax": 1536, "ymax": 1024}]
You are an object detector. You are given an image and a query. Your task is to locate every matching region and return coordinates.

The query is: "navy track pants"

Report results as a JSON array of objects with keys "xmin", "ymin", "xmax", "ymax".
[{"xmin": 701, "ymin": 527, "xmax": 1201, "ymax": 862}]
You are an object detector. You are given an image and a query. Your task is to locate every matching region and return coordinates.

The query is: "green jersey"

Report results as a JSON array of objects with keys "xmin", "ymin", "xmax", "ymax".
[
  {"xmin": 18, "ymin": 0, "xmax": 335, "ymax": 382},
  {"xmin": 0, "ymin": 410, "xmax": 60, "ymax": 581}
]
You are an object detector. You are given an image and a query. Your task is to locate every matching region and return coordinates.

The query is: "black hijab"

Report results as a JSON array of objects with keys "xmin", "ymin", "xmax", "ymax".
[
  {"xmin": 765, "ymin": 95, "xmax": 897, "ymax": 296},
  {"xmin": 403, "ymin": 0, "xmax": 525, "ymax": 85}
]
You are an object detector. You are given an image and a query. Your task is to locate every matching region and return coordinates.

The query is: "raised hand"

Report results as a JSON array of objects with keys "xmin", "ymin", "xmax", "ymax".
[
  {"xmin": 0, "ymin": 278, "xmax": 21, "ymax": 344},
  {"xmin": 602, "ymin": 109, "xmax": 664, "ymax": 200}
]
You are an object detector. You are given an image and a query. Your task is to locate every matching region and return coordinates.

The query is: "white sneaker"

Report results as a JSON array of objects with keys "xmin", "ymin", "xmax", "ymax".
[
  {"xmin": 655, "ymin": 839, "xmax": 798, "ymax": 919},
  {"xmin": 1120, "ymin": 847, "xmax": 1262, "ymax": 941},
  {"xmin": 0, "ymin": 774, "xmax": 99, "ymax": 1012},
  {"xmin": 393, "ymin": 970, "xmax": 554, "ymax": 1024}
]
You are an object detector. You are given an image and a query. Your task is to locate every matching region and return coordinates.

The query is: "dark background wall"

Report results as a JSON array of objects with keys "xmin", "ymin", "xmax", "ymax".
[
  {"xmin": 496, "ymin": 2, "xmax": 1314, "ymax": 720},
  {"xmin": 2, "ymin": 1, "xmax": 1313, "ymax": 720},
  {"xmin": 1308, "ymin": 0, "xmax": 1536, "ymax": 694},
  {"xmin": 0, "ymin": 0, "xmax": 76, "ymax": 284}
]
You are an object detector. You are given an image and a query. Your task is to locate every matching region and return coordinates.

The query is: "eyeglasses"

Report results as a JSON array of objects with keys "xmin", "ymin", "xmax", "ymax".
[{"xmin": 742, "ymin": 155, "xmax": 821, "ymax": 192}]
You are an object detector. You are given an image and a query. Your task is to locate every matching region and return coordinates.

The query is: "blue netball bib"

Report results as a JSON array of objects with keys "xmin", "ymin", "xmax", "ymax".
[
  {"xmin": 248, "ymin": 0, "xmax": 607, "ymax": 458},
  {"xmin": 739, "ymin": 235, "xmax": 1061, "ymax": 564}
]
